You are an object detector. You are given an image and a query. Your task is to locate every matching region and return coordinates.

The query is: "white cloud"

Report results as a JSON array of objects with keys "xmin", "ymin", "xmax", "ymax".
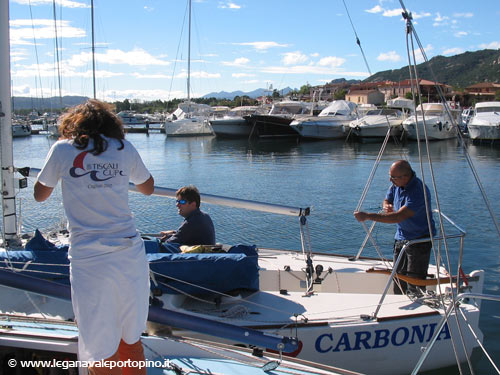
[
  {"xmin": 317, "ymin": 56, "xmax": 345, "ymax": 68},
  {"xmin": 11, "ymin": 0, "xmax": 88, "ymax": 8},
  {"xmin": 310, "ymin": 52, "xmax": 319, "ymax": 57},
  {"xmin": 479, "ymin": 41, "xmax": 500, "ymax": 49},
  {"xmin": 144, "ymin": 6, "xmax": 154, "ymax": 12},
  {"xmin": 132, "ymin": 73, "xmax": 170, "ymax": 79},
  {"xmin": 232, "ymin": 73, "xmax": 254, "ymax": 78},
  {"xmin": 10, "ymin": 19, "xmax": 86, "ymax": 45},
  {"xmin": 282, "ymin": 51, "xmax": 309, "ymax": 66},
  {"xmin": 242, "ymin": 79, "xmax": 259, "ymax": 84},
  {"xmin": 443, "ymin": 47, "xmax": 464, "ymax": 55},
  {"xmin": 218, "ymin": 2, "xmax": 241, "ymax": 9},
  {"xmin": 413, "ymin": 12, "xmax": 431, "ymax": 19},
  {"xmin": 233, "ymin": 41, "xmax": 289, "ymax": 51},
  {"xmin": 454, "ymin": 31, "xmax": 468, "ymax": 38},
  {"xmin": 221, "ymin": 57, "xmax": 249, "ymax": 66},
  {"xmin": 175, "ymin": 71, "xmax": 221, "ymax": 79},
  {"xmin": 365, "ymin": 5, "xmax": 383, "ymax": 14},
  {"xmin": 382, "ymin": 8, "xmax": 403, "ymax": 17},
  {"xmin": 65, "ymin": 48, "xmax": 170, "ymax": 67},
  {"xmin": 453, "ymin": 12, "xmax": 473, "ymax": 18},
  {"xmin": 259, "ymin": 64, "xmax": 367, "ymax": 78},
  {"xmin": 413, "ymin": 44, "xmax": 434, "ymax": 63},
  {"xmin": 434, "ymin": 13, "xmax": 449, "ymax": 23},
  {"xmin": 377, "ymin": 51, "xmax": 401, "ymax": 62},
  {"xmin": 10, "ymin": 50, "xmax": 29, "ymax": 63}
]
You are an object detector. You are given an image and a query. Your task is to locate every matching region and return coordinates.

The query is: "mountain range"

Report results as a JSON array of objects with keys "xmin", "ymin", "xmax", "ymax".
[
  {"xmin": 13, "ymin": 96, "xmax": 88, "ymax": 111},
  {"xmin": 365, "ymin": 49, "xmax": 500, "ymax": 87},
  {"xmin": 201, "ymin": 87, "xmax": 294, "ymax": 100}
]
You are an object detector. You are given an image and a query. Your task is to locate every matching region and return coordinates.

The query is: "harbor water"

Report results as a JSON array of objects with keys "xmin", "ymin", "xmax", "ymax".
[{"xmin": 9, "ymin": 133, "xmax": 500, "ymax": 374}]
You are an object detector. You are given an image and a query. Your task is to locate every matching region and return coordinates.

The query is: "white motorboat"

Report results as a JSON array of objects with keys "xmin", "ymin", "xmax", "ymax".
[
  {"xmin": 348, "ymin": 108, "xmax": 409, "ymax": 139},
  {"xmin": 402, "ymin": 103, "xmax": 461, "ymax": 140},
  {"xmin": 210, "ymin": 106, "xmax": 264, "ymax": 137},
  {"xmin": 164, "ymin": 102, "xmax": 214, "ymax": 136},
  {"xmin": 117, "ymin": 110, "xmax": 147, "ymax": 125},
  {"xmin": 467, "ymin": 101, "xmax": 500, "ymax": 141},
  {"xmin": 12, "ymin": 123, "xmax": 31, "ymax": 137},
  {"xmin": 290, "ymin": 100, "xmax": 358, "ymax": 139}
]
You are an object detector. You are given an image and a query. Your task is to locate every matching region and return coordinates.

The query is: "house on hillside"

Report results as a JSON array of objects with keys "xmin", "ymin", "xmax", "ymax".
[
  {"xmin": 465, "ymin": 82, "xmax": 500, "ymax": 98},
  {"xmin": 345, "ymin": 89, "xmax": 385, "ymax": 105},
  {"xmin": 309, "ymin": 82, "xmax": 351, "ymax": 101},
  {"xmin": 348, "ymin": 79, "xmax": 453, "ymax": 102}
]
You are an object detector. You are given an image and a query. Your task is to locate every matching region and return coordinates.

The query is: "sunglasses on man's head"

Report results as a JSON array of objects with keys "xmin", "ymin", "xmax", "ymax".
[{"xmin": 176, "ymin": 199, "xmax": 188, "ymax": 205}]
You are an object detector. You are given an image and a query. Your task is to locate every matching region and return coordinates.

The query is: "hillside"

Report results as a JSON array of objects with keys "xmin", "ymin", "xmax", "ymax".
[
  {"xmin": 13, "ymin": 96, "xmax": 88, "ymax": 110},
  {"xmin": 366, "ymin": 49, "xmax": 500, "ymax": 88}
]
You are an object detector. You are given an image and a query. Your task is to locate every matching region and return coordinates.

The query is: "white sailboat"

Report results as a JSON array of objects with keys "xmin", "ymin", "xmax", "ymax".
[
  {"xmin": 0, "ymin": 3, "xmax": 351, "ymax": 375},
  {"xmin": 163, "ymin": 0, "xmax": 214, "ymax": 137}
]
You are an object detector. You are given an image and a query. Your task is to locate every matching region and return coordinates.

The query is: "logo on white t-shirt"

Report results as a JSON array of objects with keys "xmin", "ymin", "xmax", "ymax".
[{"xmin": 69, "ymin": 151, "xmax": 126, "ymax": 182}]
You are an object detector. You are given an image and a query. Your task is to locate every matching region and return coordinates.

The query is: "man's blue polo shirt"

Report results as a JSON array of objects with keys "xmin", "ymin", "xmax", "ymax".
[
  {"xmin": 166, "ymin": 208, "xmax": 216, "ymax": 246},
  {"xmin": 385, "ymin": 174, "xmax": 436, "ymax": 241}
]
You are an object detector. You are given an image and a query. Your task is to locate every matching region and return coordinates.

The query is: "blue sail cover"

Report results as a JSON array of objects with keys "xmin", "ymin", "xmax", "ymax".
[
  {"xmin": 0, "ymin": 231, "xmax": 259, "ymax": 295},
  {"xmin": 148, "ymin": 247, "xmax": 259, "ymax": 295}
]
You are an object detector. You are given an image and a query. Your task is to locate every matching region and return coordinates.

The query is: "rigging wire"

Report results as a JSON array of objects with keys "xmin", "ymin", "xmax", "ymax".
[
  {"xmin": 28, "ymin": 0, "xmax": 45, "ymax": 108},
  {"xmin": 341, "ymin": 0, "xmax": 371, "ymax": 76},
  {"xmin": 399, "ymin": 1, "xmax": 500, "ymax": 239},
  {"xmin": 166, "ymin": 0, "xmax": 189, "ymax": 104},
  {"xmin": 51, "ymin": 0, "xmax": 63, "ymax": 107},
  {"xmin": 399, "ymin": 2, "xmax": 482, "ymax": 374}
]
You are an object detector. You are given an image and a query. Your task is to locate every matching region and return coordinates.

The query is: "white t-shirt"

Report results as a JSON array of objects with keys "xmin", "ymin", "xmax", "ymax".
[{"xmin": 37, "ymin": 137, "xmax": 151, "ymax": 257}]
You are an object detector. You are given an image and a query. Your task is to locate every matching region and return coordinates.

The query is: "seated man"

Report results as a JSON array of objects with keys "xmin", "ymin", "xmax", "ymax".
[{"xmin": 161, "ymin": 185, "xmax": 216, "ymax": 246}]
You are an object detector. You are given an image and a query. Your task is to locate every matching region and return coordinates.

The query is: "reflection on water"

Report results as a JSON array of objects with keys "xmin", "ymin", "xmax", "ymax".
[{"xmin": 7, "ymin": 134, "xmax": 500, "ymax": 374}]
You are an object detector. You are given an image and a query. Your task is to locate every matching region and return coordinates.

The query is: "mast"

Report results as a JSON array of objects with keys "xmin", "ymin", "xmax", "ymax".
[
  {"xmin": 187, "ymin": 0, "xmax": 191, "ymax": 113},
  {"xmin": 0, "ymin": 0, "xmax": 20, "ymax": 245},
  {"xmin": 91, "ymin": 0, "xmax": 96, "ymax": 99}
]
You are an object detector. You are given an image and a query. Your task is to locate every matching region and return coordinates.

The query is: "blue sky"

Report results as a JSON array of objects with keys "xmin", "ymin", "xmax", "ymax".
[{"xmin": 8, "ymin": 0, "xmax": 500, "ymax": 102}]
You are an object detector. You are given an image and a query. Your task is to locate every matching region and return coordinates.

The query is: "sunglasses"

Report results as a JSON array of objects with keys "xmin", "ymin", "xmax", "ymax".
[
  {"xmin": 389, "ymin": 174, "xmax": 407, "ymax": 180},
  {"xmin": 176, "ymin": 199, "xmax": 188, "ymax": 205}
]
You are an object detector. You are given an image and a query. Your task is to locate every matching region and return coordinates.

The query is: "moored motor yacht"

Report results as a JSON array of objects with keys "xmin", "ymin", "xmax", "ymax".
[
  {"xmin": 290, "ymin": 100, "xmax": 358, "ymax": 140},
  {"xmin": 210, "ymin": 106, "xmax": 265, "ymax": 137},
  {"xmin": 246, "ymin": 100, "xmax": 312, "ymax": 138},
  {"xmin": 402, "ymin": 103, "xmax": 461, "ymax": 140},
  {"xmin": 12, "ymin": 123, "xmax": 32, "ymax": 137},
  {"xmin": 467, "ymin": 101, "xmax": 500, "ymax": 141}
]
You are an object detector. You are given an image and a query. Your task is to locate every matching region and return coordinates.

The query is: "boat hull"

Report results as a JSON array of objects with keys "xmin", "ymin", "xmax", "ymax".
[
  {"xmin": 403, "ymin": 119, "xmax": 457, "ymax": 140},
  {"xmin": 468, "ymin": 124, "xmax": 500, "ymax": 140},
  {"xmin": 12, "ymin": 124, "xmax": 31, "ymax": 137},
  {"xmin": 290, "ymin": 119, "xmax": 348, "ymax": 139},
  {"xmin": 164, "ymin": 118, "xmax": 214, "ymax": 137},
  {"xmin": 176, "ymin": 304, "xmax": 481, "ymax": 375},
  {"xmin": 246, "ymin": 114, "xmax": 300, "ymax": 138},
  {"xmin": 210, "ymin": 118, "xmax": 251, "ymax": 137}
]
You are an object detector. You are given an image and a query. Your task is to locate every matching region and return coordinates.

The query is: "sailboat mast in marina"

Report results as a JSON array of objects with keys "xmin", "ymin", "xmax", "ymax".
[
  {"xmin": 163, "ymin": 0, "xmax": 213, "ymax": 136},
  {"xmin": 187, "ymin": 0, "xmax": 191, "ymax": 114},
  {"xmin": 0, "ymin": 0, "xmax": 21, "ymax": 248}
]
